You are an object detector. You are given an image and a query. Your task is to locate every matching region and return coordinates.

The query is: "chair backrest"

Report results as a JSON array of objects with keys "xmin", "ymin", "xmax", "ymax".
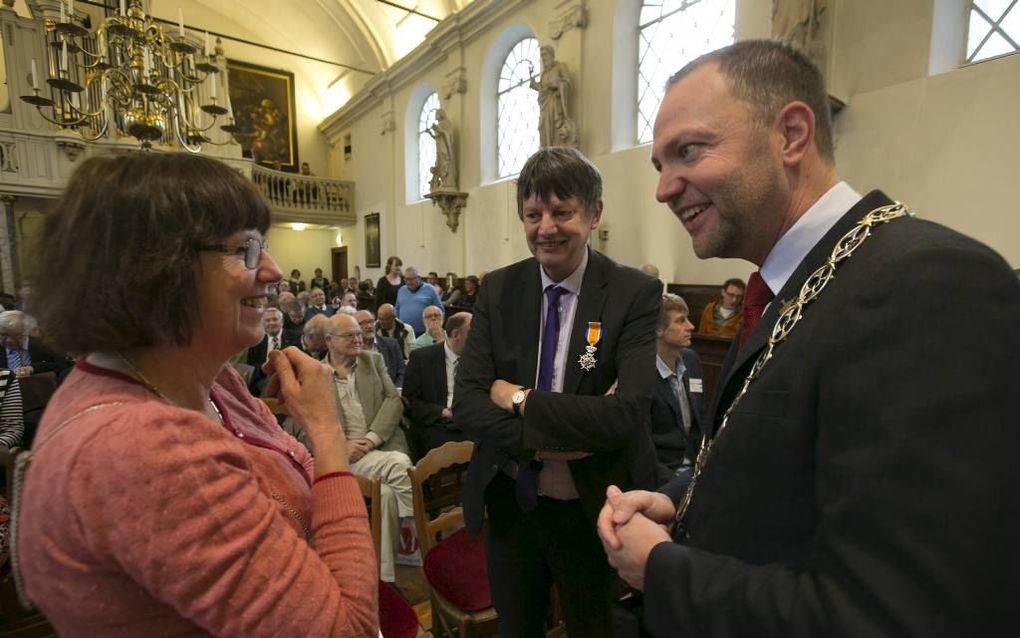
[
  {"xmin": 407, "ymin": 440, "xmax": 473, "ymax": 557},
  {"xmin": 17, "ymin": 373, "xmax": 57, "ymax": 415},
  {"xmin": 355, "ymin": 473, "xmax": 383, "ymax": 559}
]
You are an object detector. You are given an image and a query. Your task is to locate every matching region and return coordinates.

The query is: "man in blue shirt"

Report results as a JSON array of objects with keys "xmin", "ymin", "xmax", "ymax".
[{"xmin": 395, "ymin": 266, "xmax": 442, "ymax": 336}]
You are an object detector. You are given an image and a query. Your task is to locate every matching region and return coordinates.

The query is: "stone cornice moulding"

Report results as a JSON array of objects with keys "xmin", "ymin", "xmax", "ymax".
[
  {"xmin": 550, "ymin": 1, "xmax": 587, "ymax": 40},
  {"xmin": 320, "ymin": 0, "xmax": 532, "ymax": 143}
]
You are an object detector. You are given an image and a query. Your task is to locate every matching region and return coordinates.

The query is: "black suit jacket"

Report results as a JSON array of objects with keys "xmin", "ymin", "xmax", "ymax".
[
  {"xmin": 648, "ymin": 347, "xmax": 704, "ymax": 483},
  {"xmin": 1, "ymin": 339, "xmax": 72, "ymax": 379},
  {"xmin": 646, "ymin": 191, "xmax": 1020, "ymax": 636},
  {"xmin": 373, "ymin": 335, "xmax": 405, "ymax": 387},
  {"xmin": 245, "ymin": 330, "xmax": 301, "ymax": 394},
  {"xmin": 403, "ymin": 342, "xmax": 451, "ymax": 429},
  {"xmin": 454, "ymin": 248, "xmax": 662, "ymax": 534}
]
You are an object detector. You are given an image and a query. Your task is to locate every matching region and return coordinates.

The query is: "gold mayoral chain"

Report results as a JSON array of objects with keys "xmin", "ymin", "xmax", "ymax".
[{"xmin": 672, "ymin": 202, "xmax": 912, "ymax": 539}]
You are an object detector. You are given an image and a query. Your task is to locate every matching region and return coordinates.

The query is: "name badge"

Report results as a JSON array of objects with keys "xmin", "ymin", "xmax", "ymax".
[{"xmin": 689, "ymin": 378, "xmax": 704, "ymax": 394}]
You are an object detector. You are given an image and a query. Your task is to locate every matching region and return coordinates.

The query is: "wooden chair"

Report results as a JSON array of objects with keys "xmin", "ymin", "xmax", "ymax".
[
  {"xmin": 0, "ymin": 449, "xmax": 55, "ymax": 637},
  {"xmin": 356, "ymin": 474, "xmax": 422, "ymax": 638},
  {"xmin": 408, "ymin": 441, "xmax": 497, "ymax": 637}
]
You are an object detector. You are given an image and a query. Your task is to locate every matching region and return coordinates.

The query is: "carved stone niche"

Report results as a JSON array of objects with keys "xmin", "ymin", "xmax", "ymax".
[{"xmin": 426, "ymin": 188, "xmax": 468, "ymax": 233}]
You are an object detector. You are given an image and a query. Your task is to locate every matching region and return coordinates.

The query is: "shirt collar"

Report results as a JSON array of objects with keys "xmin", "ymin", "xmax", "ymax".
[
  {"xmin": 760, "ymin": 181, "xmax": 862, "ymax": 297},
  {"xmin": 444, "ymin": 342, "xmax": 458, "ymax": 365},
  {"xmin": 656, "ymin": 353, "xmax": 686, "ymax": 380},
  {"xmin": 539, "ymin": 247, "xmax": 589, "ymax": 295}
]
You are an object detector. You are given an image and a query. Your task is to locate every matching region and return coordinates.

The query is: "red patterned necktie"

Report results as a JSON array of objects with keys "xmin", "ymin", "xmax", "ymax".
[{"xmin": 739, "ymin": 271, "xmax": 774, "ymax": 350}]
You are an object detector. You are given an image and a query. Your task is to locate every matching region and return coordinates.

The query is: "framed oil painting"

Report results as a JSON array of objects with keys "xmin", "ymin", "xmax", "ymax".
[
  {"xmin": 226, "ymin": 59, "xmax": 299, "ymax": 172},
  {"xmin": 365, "ymin": 213, "xmax": 381, "ymax": 268}
]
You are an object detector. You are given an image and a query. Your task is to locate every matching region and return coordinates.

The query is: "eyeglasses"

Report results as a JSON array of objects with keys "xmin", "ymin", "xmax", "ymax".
[
  {"xmin": 198, "ymin": 237, "xmax": 268, "ymax": 269},
  {"xmin": 328, "ymin": 331, "xmax": 363, "ymax": 341}
]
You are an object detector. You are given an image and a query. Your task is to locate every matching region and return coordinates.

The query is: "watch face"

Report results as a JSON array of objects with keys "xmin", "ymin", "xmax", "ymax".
[{"xmin": 512, "ymin": 390, "xmax": 525, "ymax": 404}]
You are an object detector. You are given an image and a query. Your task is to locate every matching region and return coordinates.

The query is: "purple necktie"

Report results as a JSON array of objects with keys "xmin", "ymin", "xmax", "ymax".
[{"xmin": 516, "ymin": 285, "xmax": 566, "ymax": 512}]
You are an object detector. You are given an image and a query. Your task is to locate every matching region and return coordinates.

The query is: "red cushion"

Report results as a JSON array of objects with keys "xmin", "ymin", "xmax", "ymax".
[
  {"xmin": 379, "ymin": 582, "xmax": 419, "ymax": 638},
  {"xmin": 422, "ymin": 528, "xmax": 491, "ymax": 611}
]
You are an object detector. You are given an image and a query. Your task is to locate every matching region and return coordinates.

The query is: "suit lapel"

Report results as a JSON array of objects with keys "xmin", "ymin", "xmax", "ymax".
[
  {"xmin": 716, "ymin": 191, "xmax": 895, "ymax": 410},
  {"xmin": 355, "ymin": 353, "xmax": 378, "ymax": 419},
  {"xmin": 564, "ymin": 250, "xmax": 609, "ymax": 395},
  {"xmin": 510, "ymin": 260, "xmax": 543, "ymax": 387},
  {"xmin": 433, "ymin": 345, "xmax": 448, "ymax": 398}
]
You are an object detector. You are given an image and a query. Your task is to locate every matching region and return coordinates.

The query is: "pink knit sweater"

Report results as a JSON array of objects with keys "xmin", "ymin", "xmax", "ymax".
[{"xmin": 18, "ymin": 361, "xmax": 378, "ymax": 636}]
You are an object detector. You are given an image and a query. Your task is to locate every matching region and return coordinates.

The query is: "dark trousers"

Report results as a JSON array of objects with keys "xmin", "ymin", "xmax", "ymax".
[{"xmin": 485, "ymin": 473, "xmax": 617, "ymax": 638}]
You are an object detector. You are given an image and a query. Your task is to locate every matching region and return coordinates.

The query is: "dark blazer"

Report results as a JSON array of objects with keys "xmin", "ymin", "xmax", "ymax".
[
  {"xmin": 244, "ymin": 329, "xmax": 301, "ymax": 394},
  {"xmin": 373, "ymin": 335, "xmax": 405, "ymax": 387},
  {"xmin": 646, "ymin": 191, "xmax": 1020, "ymax": 637},
  {"xmin": 403, "ymin": 342, "xmax": 450, "ymax": 429},
  {"xmin": 454, "ymin": 248, "xmax": 662, "ymax": 534},
  {"xmin": 303, "ymin": 305, "xmax": 335, "ymax": 321},
  {"xmin": 648, "ymin": 347, "xmax": 704, "ymax": 483},
  {"xmin": 1, "ymin": 339, "xmax": 73, "ymax": 379}
]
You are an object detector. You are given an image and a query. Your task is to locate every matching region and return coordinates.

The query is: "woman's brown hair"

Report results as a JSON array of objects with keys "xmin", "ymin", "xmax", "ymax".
[{"xmin": 31, "ymin": 152, "xmax": 270, "ymax": 353}]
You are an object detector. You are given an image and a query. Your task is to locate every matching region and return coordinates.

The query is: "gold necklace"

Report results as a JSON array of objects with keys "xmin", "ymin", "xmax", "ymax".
[
  {"xmin": 114, "ymin": 352, "xmax": 223, "ymax": 424},
  {"xmin": 672, "ymin": 202, "xmax": 912, "ymax": 539}
]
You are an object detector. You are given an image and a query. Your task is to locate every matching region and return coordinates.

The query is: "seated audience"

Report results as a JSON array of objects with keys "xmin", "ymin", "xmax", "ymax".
[
  {"xmin": 287, "ymin": 268, "xmax": 306, "ymax": 293},
  {"xmin": 696, "ymin": 277, "xmax": 745, "ymax": 338},
  {"xmin": 16, "ymin": 152, "xmax": 377, "ymax": 636},
  {"xmin": 301, "ymin": 314, "xmax": 331, "ymax": 360},
  {"xmin": 446, "ymin": 274, "xmax": 479, "ymax": 309},
  {"xmin": 0, "ymin": 368, "xmax": 24, "ymax": 450},
  {"xmin": 0, "ymin": 310, "xmax": 73, "ymax": 379},
  {"xmin": 403, "ymin": 312, "xmax": 473, "ymax": 458},
  {"xmin": 342, "ymin": 291, "xmax": 358, "ymax": 309},
  {"xmin": 356, "ymin": 309, "xmax": 405, "ymax": 387},
  {"xmin": 411, "ymin": 305, "xmax": 445, "ymax": 351},
  {"xmin": 395, "ymin": 266, "xmax": 443, "ymax": 336},
  {"xmin": 648, "ymin": 294, "xmax": 704, "ymax": 483},
  {"xmin": 277, "ymin": 280, "xmax": 291, "ymax": 294},
  {"xmin": 303, "ymin": 287, "xmax": 334, "ymax": 321},
  {"xmin": 245, "ymin": 307, "xmax": 301, "ymax": 396},
  {"xmin": 293, "ymin": 313, "xmax": 412, "ymax": 584},
  {"xmin": 279, "ymin": 293, "xmax": 305, "ymax": 331},
  {"xmin": 376, "ymin": 303, "xmax": 414, "ymax": 360}
]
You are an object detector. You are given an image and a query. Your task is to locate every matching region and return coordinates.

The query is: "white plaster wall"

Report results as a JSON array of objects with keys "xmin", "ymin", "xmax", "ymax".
[
  {"xmin": 325, "ymin": 0, "xmax": 1020, "ymax": 289},
  {"xmin": 266, "ymin": 226, "xmax": 339, "ymax": 282}
]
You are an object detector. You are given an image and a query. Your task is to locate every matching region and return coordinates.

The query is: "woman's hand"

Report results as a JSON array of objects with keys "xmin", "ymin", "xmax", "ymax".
[{"xmin": 266, "ymin": 347, "xmax": 349, "ymax": 474}]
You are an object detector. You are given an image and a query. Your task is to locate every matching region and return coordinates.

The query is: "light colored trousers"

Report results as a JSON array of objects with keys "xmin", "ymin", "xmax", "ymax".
[{"xmin": 351, "ymin": 449, "xmax": 414, "ymax": 582}]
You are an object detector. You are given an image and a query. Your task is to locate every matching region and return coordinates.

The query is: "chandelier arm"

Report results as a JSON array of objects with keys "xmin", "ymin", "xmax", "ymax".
[{"xmin": 75, "ymin": 118, "xmax": 109, "ymax": 142}]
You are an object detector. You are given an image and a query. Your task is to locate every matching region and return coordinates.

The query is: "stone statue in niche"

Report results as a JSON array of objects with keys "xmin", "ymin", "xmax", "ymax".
[
  {"xmin": 529, "ymin": 46, "xmax": 578, "ymax": 148},
  {"xmin": 772, "ymin": 0, "xmax": 829, "ymax": 74},
  {"xmin": 427, "ymin": 108, "xmax": 457, "ymax": 192}
]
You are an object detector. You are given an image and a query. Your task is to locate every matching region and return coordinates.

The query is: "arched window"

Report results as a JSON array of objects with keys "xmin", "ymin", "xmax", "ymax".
[
  {"xmin": 636, "ymin": 0, "xmax": 734, "ymax": 144},
  {"xmin": 417, "ymin": 91, "xmax": 439, "ymax": 199},
  {"xmin": 497, "ymin": 37, "xmax": 541, "ymax": 178},
  {"xmin": 966, "ymin": 1, "xmax": 1019, "ymax": 63}
]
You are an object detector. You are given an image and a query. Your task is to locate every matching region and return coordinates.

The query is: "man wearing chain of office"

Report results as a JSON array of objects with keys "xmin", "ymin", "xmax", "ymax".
[{"xmin": 597, "ymin": 39, "xmax": 1020, "ymax": 637}]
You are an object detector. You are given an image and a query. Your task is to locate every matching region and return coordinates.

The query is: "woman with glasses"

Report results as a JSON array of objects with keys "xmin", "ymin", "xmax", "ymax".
[{"xmin": 14, "ymin": 153, "xmax": 378, "ymax": 636}]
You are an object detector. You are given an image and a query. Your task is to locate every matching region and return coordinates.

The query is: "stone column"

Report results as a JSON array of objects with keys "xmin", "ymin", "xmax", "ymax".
[{"xmin": 0, "ymin": 195, "xmax": 18, "ymax": 293}]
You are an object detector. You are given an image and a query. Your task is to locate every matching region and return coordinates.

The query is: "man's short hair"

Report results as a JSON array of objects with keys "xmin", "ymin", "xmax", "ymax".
[
  {"xmin": 723, "ymin": 278, "xmax": 746, "ymax": 290},
  {"xmin": 30, "ymin": 153, "xmax": 270, "ymax": 353},
  {"xmin": 0, "ymin": 310, "xmax": 36, "ymax": 335},
  {"xmin": 658, "ymin": 293, "xmax": 689, "ymax": 329},
  {"xmin": 404, "ymin": 266, "xmax": 421, "ymax": 277},
  {"xmin": 666, "ymin": 39, "xmax": 834, "ymax": 163},
  {"xmin": 263, "ymin": 307, "xmax": 282, "ymax": 319},
  {"xmin": 445, "ymin": 312, "xmax": 469, "ymax": 335},
  {"xmin": 304, "ymin": 314, "xmax": 330, "ymax": 336},
  {"xmin": 516, "ymin": 147, "xmax": 602, "ymax": 218}
]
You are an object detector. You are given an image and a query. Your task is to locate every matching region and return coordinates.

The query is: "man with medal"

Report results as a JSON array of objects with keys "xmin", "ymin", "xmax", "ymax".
[
  {"xmin": 454, "ymin": 146, "xmax": 662, "ymax": 637},
  {"xmin": 597, "ymin": 40, "xmax": 1020, "ymax": 636}
]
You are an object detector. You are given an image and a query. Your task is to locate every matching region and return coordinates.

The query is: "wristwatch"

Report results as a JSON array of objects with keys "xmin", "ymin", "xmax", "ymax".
[{"xmin": 511, "ymin": 388, "xmax": 528, "ymax": 416}]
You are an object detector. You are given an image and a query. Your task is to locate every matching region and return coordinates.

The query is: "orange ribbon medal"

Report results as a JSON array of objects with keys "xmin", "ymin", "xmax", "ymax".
[{"xmin": 578, "ymin": 321, "xmax": 602, "ymax": 371}]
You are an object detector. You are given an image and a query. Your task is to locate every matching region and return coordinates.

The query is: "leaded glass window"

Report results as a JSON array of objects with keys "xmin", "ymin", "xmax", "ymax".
[
  {"xmin": 497, "ymin": 37, "xmax": 541, "ymax": 178},
  {"xmin": 637, "ymin": 0, "xmax": 734, "ymax": 144},
  {"xmin": 417, "ymin": 91, "xmax": 439, "ymax": 199},
  {"xmin": 966, "ymin": 0, "xmax": 1019, "ymax": 63}
]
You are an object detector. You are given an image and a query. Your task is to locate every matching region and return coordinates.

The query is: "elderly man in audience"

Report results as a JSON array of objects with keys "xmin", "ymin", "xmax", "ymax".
[
  {"xmin": 647, "ymin": 294, "xmax": 704, "ymax": 484},
  {"xmin": 376, "ymin": 303, "xmax": 415, "ymax": 361},
  {"xmin": 696, "ymin": 277, "xmax": 745, "ymax": 338},
  {"xmin": 342, "ymin": 291, "xmax": 358, "ymax": 310},
  {"xmin": 291, "ymin": 312, "xmax": 412, "ymax": 583},
  {"xmin": 303, "ymin": 287, "xmax": 334, "ymax": 321},
  {"xmin": 0, "ymin": 367, "xmax": 25, "ymax": 450},
  {"xmin": 0, "ymin": 310, "xmax": 73, "ymax": 379},
  {"xmin": 411, "ymin": 305, "xmax": 445, "ymax": 351},
  {"xmin": 395, "ymin": 266, "xmax": 443, "ymax": 336},
  {"xmin": 356, "ymin": 309, "xmax": 405, "ymax": 387},
  {"xmin": 300, "ymin": 313, "xmax": 330, "ymax": 360},
  {"xmin": 244, "ymin": 307, "xmax": 300, "ymax": 396},
  {"xmin": 403, "ymin": 312, "xmax": 473, "ymax": 459}
]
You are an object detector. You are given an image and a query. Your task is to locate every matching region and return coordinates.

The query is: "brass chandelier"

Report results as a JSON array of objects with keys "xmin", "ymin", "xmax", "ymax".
[{"xmin": 20, "ymin": 0, "xmax": 253, "ymax": 151}]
